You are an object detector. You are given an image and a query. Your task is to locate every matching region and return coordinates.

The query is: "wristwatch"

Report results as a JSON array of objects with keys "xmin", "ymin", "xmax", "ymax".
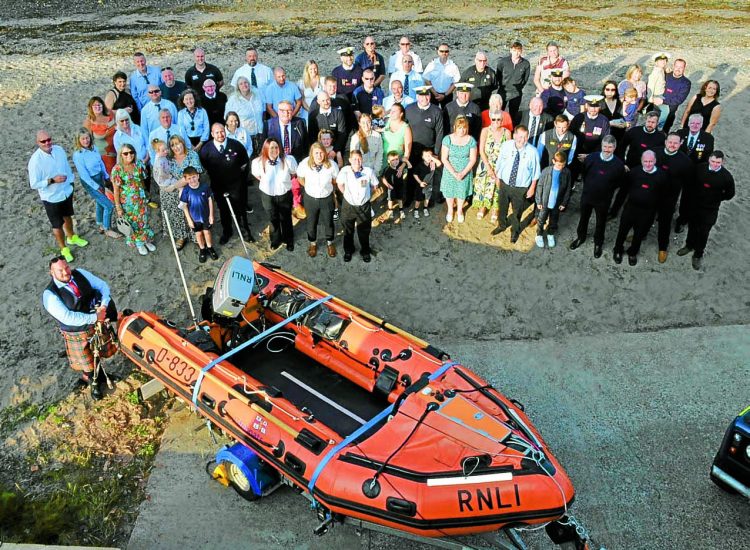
[{"xmin": 48, "ymin": 177, "xmax": 54, "ymax": 184}]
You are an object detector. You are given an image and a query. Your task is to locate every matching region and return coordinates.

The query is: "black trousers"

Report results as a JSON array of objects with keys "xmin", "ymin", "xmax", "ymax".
[
  {"xmin": 214, "ymin": 183, "xmax": 249, "ymax": 238},
  {"xmin": 536, "ymin": 206, "xmax": 560, "ymax": 236},
  {"xmin": 498, "ymin": 184, "xmax": 531, "ymax": 236},
  {"xmin": 656, "ymin": 191, "xmax": 681, "ymax": 251},
  {"xmin": 304, "ymin": 192, "xmax": 334, "ymax": 243},
  {"xmin": 686, "ymin": 208, "xmax": 719, "ymax": 258},
  {"xmin": 261, "ymin": 191, "xmax": 294, "ymax": 247},
  {"xmin": 576, "ymin": 199, "xmax": 609, "ymax": 246},
  {"xmin": 613, "ymin": 204, "xmax": 656, "ymax": 256},
  {"xmin": 341, "ymin": 200, "xmax": 372, "ymax": 255},
  {"xmin": 505, "ymin": 96, "xmax": 523, "ymax": 126}
]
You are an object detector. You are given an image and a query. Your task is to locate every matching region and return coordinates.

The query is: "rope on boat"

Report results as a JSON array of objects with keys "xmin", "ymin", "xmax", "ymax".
[{"xmin": 191, "ymin": 295, "xmax": 333, "ymax": 409}]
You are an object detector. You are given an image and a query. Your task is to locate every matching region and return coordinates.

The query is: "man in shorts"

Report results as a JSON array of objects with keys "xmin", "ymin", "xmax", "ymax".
[{"xmin": 28, "ymin": 130, "xmax": 88, "ymax": 262}]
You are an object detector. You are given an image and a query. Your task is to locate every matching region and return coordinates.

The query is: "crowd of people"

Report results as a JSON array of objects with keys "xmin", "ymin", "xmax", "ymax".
[{"xmin": 30, "ymin": 38, "xmax": 734, "ymax": 271}]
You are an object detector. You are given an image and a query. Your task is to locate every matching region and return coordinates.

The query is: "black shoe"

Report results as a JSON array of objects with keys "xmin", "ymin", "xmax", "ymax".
[
  {"xmin": 569, "ymin": 238, "xmax": 584, "ymax": 250},
  {"xmin": 362, "ymin": 253, "xmax": 371, "ymax": 263},
  {"xmin": 207, "ymin": 247, "xmax": 219, "ymax": 260},
  {"xmin": 246, "ymin": 205, "xmax": 254, "ymax": 214},
  {"xmin": 344, "ymin": 253, "xmax": 352, "ymax": 262},
  {"xmin": 198, "ymin": 248, "xmax": 208, "ymax": 263},
  {"xmin": 613, "ymin": 251, "xmax": 623, "ymax": 264},
  {"xmin": 241, "ymin": 226, "xmax": 256, "ymax": 242},
  {"xmin": 90, "ymin": 380, "xmax": 104, "ymax": 401},
  {"xmin": 510, "ymin": 233, "xmax": 519, "ymax": 244},
  {"xmin": 490, "ymin": 225, "xmax": 507, "ymax": 236},
  {"xmin": 674, "ymin": 222, "xmax": 685, "ymax": 234},
  {"xmin": 593, "ymin": 244, "xmax": 603, "ymax": 258},
  {"xmin": 74, "ymin": 375, "xmax": 90, "ymax": 390},
  {"xmin": 676, "ymin": 246, "xmax": 693, "ymax": 256},
  {"xmin": 628, "ymin": 254, "xmax": 637, "ymax": 266},
  {"xmin": 58, "ymin": 349, "xmax": 68, "ymax": 358},
  {"xmin": 692, "ymin": 256, "xmax": 702, "ymax": 270},
  {"xmin": 219, "ymin": 234, "xmax": 230, "ymax": 245},
  {"xmin": 286, "ymin": 242, "xmax": 294, "ymax": 252}
]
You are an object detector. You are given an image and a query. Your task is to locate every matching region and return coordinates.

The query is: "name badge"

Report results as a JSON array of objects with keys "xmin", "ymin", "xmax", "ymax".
[{"xmin": 593, "ymin": 127, "xmax": 602, "ymax": 135}]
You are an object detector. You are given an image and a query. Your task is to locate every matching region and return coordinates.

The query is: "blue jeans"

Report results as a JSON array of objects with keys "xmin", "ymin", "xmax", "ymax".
[{"xmin": 83, "ymin": 174, "xmax": 115, "ymax": 229}]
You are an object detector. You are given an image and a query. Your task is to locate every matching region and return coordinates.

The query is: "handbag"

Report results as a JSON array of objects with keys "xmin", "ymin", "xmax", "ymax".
[{"xmin": 115, "ymin": 217, "xmax": 133, "ymax": 237}]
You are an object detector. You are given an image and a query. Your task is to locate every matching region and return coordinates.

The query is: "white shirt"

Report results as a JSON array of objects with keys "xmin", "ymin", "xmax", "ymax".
[
  {"xmin": 114, "ymin": 125, "xmax": 149, "ymax": 162},
  {"xmin": 140, "ymin": 98, "xmax": 178, "ymax": 138},
  {"xmin": 297, "ymin": 158, "xmax": 339, "ymax": 198},
  {"xmin": 382, "ymin": 94, "xmax": 414, "ymax": 111},
  {"xmin": 28, "ymin": 145, "xmax": 74, "ymax": 203},
  {"xmin": 422, "ymin": 58, "xmax": 461, "ymax": 93},
  {"xmin": 336, "ymin": 166, "xmax": 379, "ymax": 206},
  {"xmin": 251, "ymin": 156, "xmax": 298, "ymax": 196},
  {"xmin": 388, "ymin": 51, "xmax": 423, "ymax": 74},
  {"xmin": 231, "ymin": 62, "xmax": 273, "ymax": 88}
]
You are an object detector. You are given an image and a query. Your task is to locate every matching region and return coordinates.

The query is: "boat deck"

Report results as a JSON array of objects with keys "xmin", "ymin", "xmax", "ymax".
[{"xmin": 234, "ymin": 341, "xmax": 386, "ymax": 436}]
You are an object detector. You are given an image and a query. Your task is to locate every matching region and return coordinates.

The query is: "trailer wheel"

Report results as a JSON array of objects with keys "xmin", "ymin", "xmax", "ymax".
[{"xmin": 225, "ymin": 461, "xmax": 260, "ymax": 501}]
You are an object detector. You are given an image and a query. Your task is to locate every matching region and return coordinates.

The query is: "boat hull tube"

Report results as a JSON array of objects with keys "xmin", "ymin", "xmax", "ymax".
[{"xmin": 118, "ymin": 258, "xmax": 575, "ymax": 538}]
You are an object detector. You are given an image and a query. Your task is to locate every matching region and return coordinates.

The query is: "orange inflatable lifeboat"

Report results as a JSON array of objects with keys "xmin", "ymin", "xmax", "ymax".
[{"xmin": 118, "ymin": 259, "xmax": 597, "ymax": 548}]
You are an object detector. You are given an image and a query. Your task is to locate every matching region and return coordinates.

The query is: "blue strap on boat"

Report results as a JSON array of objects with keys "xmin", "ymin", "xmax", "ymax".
[
  {"xmin": 307, "ymin": 359, "xmax": 459, "ymax": 495},
  {"xmin": 191, "ymin": 295, "xmax": 333, "ymax": 408}
]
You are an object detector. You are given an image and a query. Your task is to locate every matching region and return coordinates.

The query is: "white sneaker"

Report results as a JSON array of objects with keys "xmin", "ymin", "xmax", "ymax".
[
  {"xmin": 145, "ymin": 242, "xmax": 157, "ymax": 252},
  {"xmin": 535, "ymin": 235, "xmax": 545, "ymax": 248},
  {"xmin": 136, "ymin": 244, "xmax": 148, "ymax": 256},
  {"xmin": 446, "ymin": 212, "xmax": 453, "ymax": 223},
  {"xmin": 413, "ymin": 210, "xmax": 420, "ymax": 219},
  {"xmin": 457, "ymin": 213, "xmax": 465, "ymax": 223},
  {"xmin": 399, "ymin": 211, "xmax": 406, "ymax": 220},
  {"xmin": 547, "ymin": 235, "xmax": 556, "ymax": 248},
  {"xmin": 423, "ymin": 208, "xmax": 429, "ymax": 217}
]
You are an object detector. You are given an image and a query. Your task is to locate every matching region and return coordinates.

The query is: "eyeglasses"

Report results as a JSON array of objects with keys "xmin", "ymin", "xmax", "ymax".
[
  {"xmin": 490, "ymin": 117, "xmax": 502, "ymax": 122},
  {"xmin": 363, "ymin": 77, "xmax": 374, "ymax": 81},
  {"xmin": 400, "ymin": 42, "xmax": 410, "ymax": 46},
  {"xmin": 403, "ymin": 60, "xmax": 413, "ymax": 64},
  {"xmin": 38, "ymin": 138, "xmax": 52, "ymax": 144},
  {"xmin": 604, "ymin": 87, "xmax": 616, "ymax": 91},
  {"xmin": 364, "ymin": 42, "xmax": 375, "ymax": 45},
  {"xmin": 148, "ymin": 90, "xmax": 161, "ymax": 94},
  {"xmin": 438, "ymin": 50, "xmax": 450, "ymax": 53},
  {"xmin": 122, "ymin": 151, "xmax": 135, "ymax": 156}
]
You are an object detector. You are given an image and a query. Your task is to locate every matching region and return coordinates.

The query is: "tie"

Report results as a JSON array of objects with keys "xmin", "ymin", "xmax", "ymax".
[
  {"xmin": 529, "ymin": 116, "xmax": 538, "ymax": 146},
  {"xmin": 688, "ymin": 135, "xmax": 696, "ymax": 151},
  {"xmin": 404, "ymin": 74, "xmax": 409, "ymax": 95},
  {"xmin": 68, "ymin": 280, "xmax": 81, "ymax": 298},
  {"xmin": 219, "ymin": 144, "xmax": 224, "ymax": 153},
  {"xmin": 354, "ymin": 171, "xmax": 363, "ymax": 178},
  {"xmin": 314, "ymin": 165, "xmax": 322, "ymax": 172},
  {"xmin": 155, "ymin": 103, "xmax": 160, "ymax": 110},
  {"xmin": 166, "ymin": 129, "xmax": 171, "ymax": 141},
  {"xmin": 269, "ymin": 159, "xmax": 278, "ymax": 166},
  {"xmin": 250, "ymin": 67, "xmax": 257, "ymax": 88},
  {"xmin": 283, "ymin": 125, "xmax": 291, "ymax": 155},
  {"xmin": 508, "ymin": 151, "xmax": 520, "ymax": 186}
]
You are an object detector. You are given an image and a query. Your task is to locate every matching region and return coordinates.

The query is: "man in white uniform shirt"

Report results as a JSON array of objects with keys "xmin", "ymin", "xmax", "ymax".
[
  {"xmin": 387, "ymin": 36, "xmax": 423, "ymax": 74},
  {"xmin": 389, "ymin": 55, "xmax": 425, "ymax": 102},
  {"xmin": 423, "ymin": 43, "xmax": 461, "ymax": 107},
  {"xmin": 231, "ymin": 47, "xmax": 273, "ymax": 89}
]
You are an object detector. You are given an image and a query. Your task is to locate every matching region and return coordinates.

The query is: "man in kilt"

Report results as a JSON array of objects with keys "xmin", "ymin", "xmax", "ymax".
[{"xmin": 42, "ymin": 257, "xmax": 118, "ymax": 400}]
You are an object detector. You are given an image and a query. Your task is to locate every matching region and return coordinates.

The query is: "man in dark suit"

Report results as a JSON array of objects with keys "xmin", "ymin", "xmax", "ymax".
[
  {"xmin": 307, "ymin": 91, "xmax": 348, "ymax": 153},
  {"xmin": 674, "ymin": 113, "xmax": 714, "ymax": 233},
  {"xmin": 308, "ymin": 77, "xmax": 355, "ymax": 139},
  {"xmin": 518, "ymin": 97, "xmax": 553, "ymax": 149},
  {"xmin": 201, "ymin": 79, "xmax": 228, "ymax": 128},
  {"xmin": 676, "ymin": 113, "xmax": 714, "ymax": 164},
  {"xmin": 199, "ymin": 123, "xmax": 252, "ymax": 245},
  {"xmin": 263, "ymin": 100, "xmax": 308, "ymax": 218}
]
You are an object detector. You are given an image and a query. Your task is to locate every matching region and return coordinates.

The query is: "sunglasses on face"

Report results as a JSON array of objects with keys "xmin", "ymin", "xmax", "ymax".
[
  {"xmin": 122, "ymin": 151, "xmax": 135, "ymax": 156},
  {"xmin": 439, "ymin": 50, "xmax": 449, "ymax": 53},
  {"xmin": 400, "ymin": 42, "xmax": 410, "ymax": 46},
  {"xmin": 605, "ymin": 88, "xmax": 616, "ymax": 91},
  {"xmin": 38, "ymin": 138, "xmax": 52, "ymax": 144},
  {"xmin": 148, "ymin": 90, "xmax": 160, "ymax": 94},
  {"xmin": 490, "ymin": 118, "xmax": 502, "ymax": 122}
]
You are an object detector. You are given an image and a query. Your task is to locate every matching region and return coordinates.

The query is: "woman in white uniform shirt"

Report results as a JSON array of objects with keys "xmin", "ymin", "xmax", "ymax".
[
  {"xmin": 251, "ymin": 138, "xmax": 297, "ymax": 251},
  {"xmin": 298, "ymin": 142, "xmax": 339, "ymax": 258},
  {"xmin": 335, "ymin": 150, "xmax": 379, "ymax": 263}
]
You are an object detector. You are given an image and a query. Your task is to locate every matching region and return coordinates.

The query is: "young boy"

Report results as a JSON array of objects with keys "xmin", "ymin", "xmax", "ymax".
[
  {"xmin": 612, "ymin": 87, "xmax": 639, "ymax": 128},
  {"xmin": 534, "ymin": 151, "xmax": 572, "ymax": 248},
  {"xmin": 380, "ymin": 151, "xmax": 408, "ymax": 223},
  {"xmin": 562, "ymin": 77, "xmax": 586, "ymax": 120},
  {"xmin": 412, "ymin": 149, "xmax": 442, "ymax": 218},
  {"xmin": 179, "ymin": 166, "xmax": 218, "ymax": 263}
]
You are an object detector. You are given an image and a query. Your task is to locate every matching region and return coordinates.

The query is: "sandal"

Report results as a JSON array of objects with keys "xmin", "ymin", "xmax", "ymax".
[
  {"xmin": 104, "ymin": 230, "xmax": 122, "ymax": 239},
  {"xmin": 476, "ymin": 209, "xmax": 485, "ymax": 220},
  {"xmin": 175, "ymin": 238, "xmax": 187, "ymax": 251},
  {"xmin": 490, "ymin": 211, "xmax": 499, "ymax": 224}
]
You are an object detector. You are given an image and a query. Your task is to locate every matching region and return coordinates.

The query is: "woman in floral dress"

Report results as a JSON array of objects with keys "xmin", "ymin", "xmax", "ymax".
[
  {"xmin": 440, "ymin": 116, "xmax": 477, "ymax": 223},
  {"xmin": 111, "ymin": 144, "xmax": 156, "ymax": 255},
  {"xmin": 473, "ymin": 111, "xmax": 511, "ymax": 221}
]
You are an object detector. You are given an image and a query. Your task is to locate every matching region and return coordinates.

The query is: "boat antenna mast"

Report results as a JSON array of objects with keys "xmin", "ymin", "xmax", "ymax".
[{"xmin": 163, "ymin": 210, "xmax": 200, "ymax": 328}]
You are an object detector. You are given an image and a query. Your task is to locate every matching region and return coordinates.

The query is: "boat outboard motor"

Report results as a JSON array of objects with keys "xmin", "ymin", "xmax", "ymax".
[{"xmin": 211, "ymin": 256, "xmax": 255, "ymax": 319}]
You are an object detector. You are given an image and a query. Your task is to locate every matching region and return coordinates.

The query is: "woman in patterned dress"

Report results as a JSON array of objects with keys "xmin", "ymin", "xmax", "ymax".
[
  {"xmin": 473, "ymin": 111, "xmax": 511, "ymax": 221},
  {"xmin": 440, "ymin": 116, "xmax": 477, "ymax": 223},
  {"xmin": 83, "ymin": 96, "xmax": 117, "ymax": 175},
  {"xmin": 111, "ymin": 144, "xmax": 156, "ymax": 255}
]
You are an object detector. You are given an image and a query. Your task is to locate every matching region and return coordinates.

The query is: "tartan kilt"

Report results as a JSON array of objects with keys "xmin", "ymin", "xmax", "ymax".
[{"xmin": 61, "ymin": 325, "xmax": 117, "ymax": 372}]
